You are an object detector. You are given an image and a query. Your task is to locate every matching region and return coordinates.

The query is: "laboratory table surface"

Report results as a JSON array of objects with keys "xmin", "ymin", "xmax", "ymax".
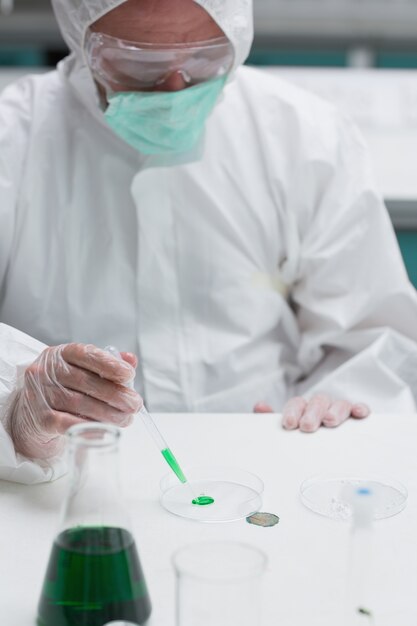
[{"xmin": 1, "ymin": 412, "xmax": 417, "ymax": 625}]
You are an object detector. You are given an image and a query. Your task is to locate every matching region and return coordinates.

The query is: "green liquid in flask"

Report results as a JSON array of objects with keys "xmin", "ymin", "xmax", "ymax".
[{"xmin": 37, "ymin": 526, "xmax": 152, "ymax": 626}]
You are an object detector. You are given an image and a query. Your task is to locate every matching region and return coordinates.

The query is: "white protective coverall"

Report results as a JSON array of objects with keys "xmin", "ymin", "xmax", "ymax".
[{"xmin": 1, "ymin": 0, "xmax": 417, "ymax": 484}]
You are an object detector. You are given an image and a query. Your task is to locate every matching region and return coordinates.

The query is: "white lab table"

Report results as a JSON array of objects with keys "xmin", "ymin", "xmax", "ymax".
[{"xmin": 1, "ymin": 412, "xmax": 417, "ymax": 625}]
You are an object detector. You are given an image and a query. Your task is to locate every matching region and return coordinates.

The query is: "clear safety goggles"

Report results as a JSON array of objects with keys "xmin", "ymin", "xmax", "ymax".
[{"xmin": 85, "ymin": 29, "xmax": 235, "ymax": 92}]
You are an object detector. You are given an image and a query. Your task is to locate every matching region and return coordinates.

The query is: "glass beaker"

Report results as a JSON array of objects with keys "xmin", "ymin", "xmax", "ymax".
[
  {"xmin": 37, "ymin": 423, "xmax": 152, "ymax": 626},
  {"xmin": 173, "ymin": 542, "xmax": 267, "ymax": 626}
]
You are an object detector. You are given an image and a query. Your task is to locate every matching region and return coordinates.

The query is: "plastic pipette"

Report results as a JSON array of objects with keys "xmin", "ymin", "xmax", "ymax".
[
  {"xmin": 104, "ymin": 346, "xmax": 213, "ymax": 505},
  {"xmin": 105, "ymin": 346, "xmax": 188, "ymax": 482}
]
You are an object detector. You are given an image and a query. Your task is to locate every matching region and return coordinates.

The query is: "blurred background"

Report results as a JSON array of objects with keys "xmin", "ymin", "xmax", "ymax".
[
  {"xmin": 1, "ymin": 0, "xmax": 417, "ymax": 68},
  {"xmin": 1, "ymin": 0, "xmax": 416, "ymax": 285}
]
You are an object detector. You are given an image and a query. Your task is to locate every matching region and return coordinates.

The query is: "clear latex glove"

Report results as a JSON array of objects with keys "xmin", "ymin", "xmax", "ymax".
[
  {"xmin": 254, "ymin": 394, "xmax": 370, "ymax": 433},
  {"xmin": 8, "ymin": 343, "xmax": 142, "ymax": 460}
]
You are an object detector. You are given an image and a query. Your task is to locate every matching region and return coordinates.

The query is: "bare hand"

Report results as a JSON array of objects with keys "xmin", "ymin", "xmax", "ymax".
[{"xmin": 254, "ymin": 394, "xmax": 370, "ymax": 432}]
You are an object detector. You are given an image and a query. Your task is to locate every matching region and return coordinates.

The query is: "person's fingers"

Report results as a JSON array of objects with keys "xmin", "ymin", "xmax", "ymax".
[
  {"xmin": 43, "ymin": 385, "xmax": 135, "ymax": 427},
  {"xmin": 299, "ymin": 394, "xmax": 332, "ymax": 433},
  {"xmin": 53, "ymin": 363, "xmax": 141, "ymax": 413},
  {"xmin": 282, "ymin": 397, "xmax": 307, "ymax": 430},
  {"xmin": 120, "ymin": 352, "xmax": 138, "ymax": 368},
  {"xmin": 351, "ymin": 403, "xmax": 371, "ymax": 419},
  {"xmin": 61, "ymin": 343, "xmax": 135, "ymax": 384},
  {"xmin": 322, "ymin": 399, "xmax": 352, "ymax": 428},
  {"xmin": 253, "ymin": 402, "xmax": 274, "ymax": 413}
]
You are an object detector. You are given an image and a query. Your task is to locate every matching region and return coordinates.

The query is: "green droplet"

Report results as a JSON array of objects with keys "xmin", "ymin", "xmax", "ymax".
[{"xmin": 192, "ymin": 496, "xmax": 215, "ymax": 506}]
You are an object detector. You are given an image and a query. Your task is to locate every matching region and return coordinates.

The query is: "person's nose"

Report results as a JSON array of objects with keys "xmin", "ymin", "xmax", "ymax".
[{"xmin": 154, "ymin": 70, "xmax": 189, "ymax": 92}]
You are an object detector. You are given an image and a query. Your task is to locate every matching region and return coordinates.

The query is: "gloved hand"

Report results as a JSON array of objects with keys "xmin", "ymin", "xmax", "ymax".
[
  {"xmin": 9, "ymin": 343, "xmax": 142, "ymax": 460},
  {"xmin": 254, "ymin": 394, "xmax": 370, "ymax": 432}
]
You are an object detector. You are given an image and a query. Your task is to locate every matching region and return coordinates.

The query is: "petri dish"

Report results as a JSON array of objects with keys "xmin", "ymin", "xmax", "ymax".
[
  {"xmin": 300, "ymin": 474, "xmax": 408, "ymax": 521},
  {"xmin": 160, "ymin": 466, "xmax": 263, "ymax": 523}
]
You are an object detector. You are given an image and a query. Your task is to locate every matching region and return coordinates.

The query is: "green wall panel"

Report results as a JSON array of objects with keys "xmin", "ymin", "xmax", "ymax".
[
  {"xmin": 2, "ymin": 45, "xmax": 417, "ymax": 70},
  {"xmin": 0, "ymin": 48, "xmax": 46, "ymax": 66},
  {"xmin": 248, "ymin": 48, "xmax": 417, "ymax": 69},
  {"xmin": 247, "ymin": 49, "xmax": 347, "ymax": 67},
  {"xmin": 377, "ymin": 52, "xmax": 417, "ymax": 69},
  {"xmin": 396, "ymin": 231, "xmax": 417, "ymax": 289}
]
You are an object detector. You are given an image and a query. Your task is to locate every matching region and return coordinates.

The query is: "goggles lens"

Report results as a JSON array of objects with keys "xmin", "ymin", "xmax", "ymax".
[{"xmin": 85, "ymin": 30, "xmax": 235, "ymax": 92}]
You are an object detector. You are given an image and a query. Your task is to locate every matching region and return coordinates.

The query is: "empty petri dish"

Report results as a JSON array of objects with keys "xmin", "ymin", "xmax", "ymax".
[
  {"xmin": 160, "ymin": 466, "xmax": 263, "ymax": 522},
  {"xmin": 300, "ymin": 474, "xmax": 408, "ymax": 520}
]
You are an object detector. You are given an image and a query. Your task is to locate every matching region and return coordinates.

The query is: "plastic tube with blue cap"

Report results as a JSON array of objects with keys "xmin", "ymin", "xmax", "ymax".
[{"xmin": 345, "ymin": 486, "xmax": 375, "ymax": 625}]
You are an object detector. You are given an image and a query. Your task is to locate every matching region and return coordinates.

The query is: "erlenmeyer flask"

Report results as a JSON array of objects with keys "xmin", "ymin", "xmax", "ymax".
[{"xmin": 37, "ymin": 423, "xmax": 152, "ymax": 626}]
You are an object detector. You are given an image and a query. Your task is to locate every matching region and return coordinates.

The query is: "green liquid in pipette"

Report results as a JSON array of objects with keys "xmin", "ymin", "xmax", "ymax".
[
  {"xmin": 161, "ymin": 448, "xmax": 215, "ymax": 506},
  {"xmin": 161, "ymin": 448, "xmax": 187, "ymax": 483}
]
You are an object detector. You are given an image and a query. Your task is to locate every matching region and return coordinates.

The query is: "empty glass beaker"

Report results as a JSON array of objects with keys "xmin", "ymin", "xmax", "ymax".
[
  {"xmin": 173, "ymin": 541, "xmax": 267, "ymax": 626},
  {"xmin": 37, "ymin": 423, "xmax": 152, "ymax": 626}
]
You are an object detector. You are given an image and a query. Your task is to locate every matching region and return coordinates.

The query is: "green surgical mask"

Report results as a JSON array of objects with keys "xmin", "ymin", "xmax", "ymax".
[{"xmin": 104, "ymin": 76, "xmax": 227, "ymax": 155}]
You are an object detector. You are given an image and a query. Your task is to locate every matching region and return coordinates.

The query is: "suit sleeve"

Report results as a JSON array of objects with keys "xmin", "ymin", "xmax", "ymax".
[
  {"xmin": 0, "ymin": 79, "xmax": 66, "ymax": 483},
  {"xmin": 289, "ymin": 113, "xmax": 417, "ymax": 411}
]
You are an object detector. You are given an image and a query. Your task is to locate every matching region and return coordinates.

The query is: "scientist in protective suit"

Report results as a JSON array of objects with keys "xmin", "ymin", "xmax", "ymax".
[{"xmin": 1, "ymin": 0, "xmax": 417, "ymax": 483}]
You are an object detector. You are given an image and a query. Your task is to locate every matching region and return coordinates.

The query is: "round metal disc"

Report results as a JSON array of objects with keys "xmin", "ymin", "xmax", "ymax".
[{"xmin": 246, "ymin": 512, "xmax": 280, "ymax": 527}]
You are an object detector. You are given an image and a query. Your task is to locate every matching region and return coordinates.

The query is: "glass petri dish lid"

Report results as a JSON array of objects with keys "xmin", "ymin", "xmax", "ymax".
[
  {"xmin": 160, "ymin": 466, "xmax": 264, "ymax": 523},
  {"xmin": 300, "ymin": 473, "xmax": 408, "ymax": 521}
]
